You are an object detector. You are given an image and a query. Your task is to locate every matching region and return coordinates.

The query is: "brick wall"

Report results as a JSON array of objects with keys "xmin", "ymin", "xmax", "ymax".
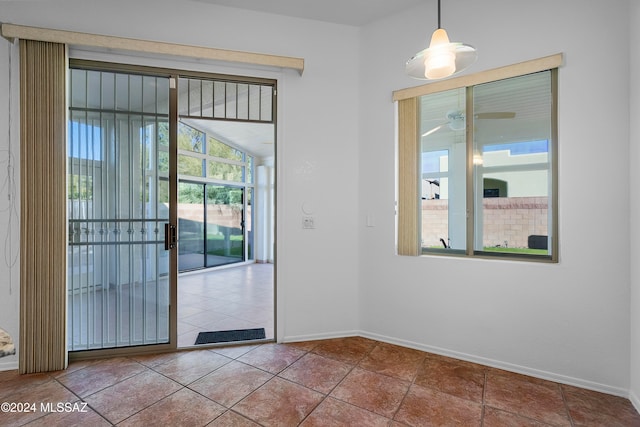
[{"xmin": 421, "ymin": 197, "xmax": 548, "ymax": 248}]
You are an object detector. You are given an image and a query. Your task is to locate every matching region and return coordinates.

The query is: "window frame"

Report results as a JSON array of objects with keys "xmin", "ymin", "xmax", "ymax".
[{"xmin": 394, "ymin": 54, "xmax": 561, "ymax": 262}]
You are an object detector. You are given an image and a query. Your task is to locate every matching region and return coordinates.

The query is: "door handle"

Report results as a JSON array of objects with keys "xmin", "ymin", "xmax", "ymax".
[{"xmin": 164, "ymin": 223, "xmax": 177, "ymax": 250}]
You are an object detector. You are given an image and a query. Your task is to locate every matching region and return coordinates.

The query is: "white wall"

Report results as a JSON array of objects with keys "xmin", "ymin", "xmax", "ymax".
[
  {"xmin": 629, "ymin": 0, "xmax": 640, "ymax": 411},
  {"xmin": 0, "ymin": 37, "xmax": 19, "ymax": 371},
  {"xmin": 1, "ymin": 0, "xmax": 637, "ymax": 402},
  {"xmin": 359, "ymin": 0, "xmax": 632, "ymax": 395},
  {"xmin": 0, "ymin": 0, "xmax": 361, "ymax": 358}
]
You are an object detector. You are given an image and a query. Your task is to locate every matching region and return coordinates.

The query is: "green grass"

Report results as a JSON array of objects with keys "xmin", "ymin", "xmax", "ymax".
[
  {"xmin": 206, "ymin": 234, "xmax": 243, "ymax": 241},
  {"xmin": 482, "ymin": 247, "xmax": 548, "ymax": 255}
]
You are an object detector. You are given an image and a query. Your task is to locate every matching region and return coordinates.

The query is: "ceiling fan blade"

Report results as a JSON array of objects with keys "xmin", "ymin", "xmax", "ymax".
[
  {"xmin": 422, "ymin": 123, "xmax": 447, "ymax": 137},
  {"xmin": 475, "ymin": 112, "xmax": 516, "ymax": 119}
]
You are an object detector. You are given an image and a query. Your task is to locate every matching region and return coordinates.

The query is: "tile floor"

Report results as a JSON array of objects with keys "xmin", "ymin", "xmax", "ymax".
[
  {"xmin": 178, "ymin": 263, "xmax": 274, "ymax": 348},
  {"xmin": 1, "ymin": 336, "xmax": 639, "ymax": 426}
]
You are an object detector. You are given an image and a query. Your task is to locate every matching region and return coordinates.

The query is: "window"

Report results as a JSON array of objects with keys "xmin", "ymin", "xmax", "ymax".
[{"xmin": 395, "ymin": 54, "xmax": 560, "ymax": 261}]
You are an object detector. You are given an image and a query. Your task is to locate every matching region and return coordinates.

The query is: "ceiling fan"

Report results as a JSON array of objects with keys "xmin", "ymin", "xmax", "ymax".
[{"xmin": 422, "ymin": 109, "xmax": 515, "ymax": 137}]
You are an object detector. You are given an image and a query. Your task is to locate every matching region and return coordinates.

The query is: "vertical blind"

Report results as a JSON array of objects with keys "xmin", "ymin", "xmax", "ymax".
[
  {"xmin": 20, "ymin": 39, "xmax": 67, "ymax": 373},
  {"xmin": 397, "ymin": 98, "xmax": 420, "ymax": 256}
]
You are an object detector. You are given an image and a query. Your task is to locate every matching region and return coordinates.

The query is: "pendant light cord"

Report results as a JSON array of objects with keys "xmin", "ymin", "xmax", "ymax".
[{"xmin": 437, "ymin": 0, "xmax": 442, "ymax": 29}]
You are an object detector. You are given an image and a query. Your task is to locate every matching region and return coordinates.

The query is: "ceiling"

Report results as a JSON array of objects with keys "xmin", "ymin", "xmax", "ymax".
[
  {"xmin": 183, "ymin": 118, "xmax": 274, "ymax": 159},
  {"xmin": 194, "ymin": 0, "xmax": 425, "ymax": 26}
]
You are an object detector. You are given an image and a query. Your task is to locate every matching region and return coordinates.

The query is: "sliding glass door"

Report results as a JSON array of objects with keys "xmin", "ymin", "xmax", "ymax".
[
  {"xmin": 67, "ymin": 67, "xmax": 171, "ymax": 351},
  {"xmin": 68, "ymin": 63, "xmax": 276, "ymax": 353},
  {"xmin": 177, "ymin": 182, "xmax": 246, "ymax": 270},
  {"xmin": 206, "ymin": 184, "xmax": 245, "ymax": 267}
]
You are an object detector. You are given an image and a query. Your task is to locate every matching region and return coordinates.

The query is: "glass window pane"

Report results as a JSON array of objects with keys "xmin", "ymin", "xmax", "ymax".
[
  {"xmin": 188, "ymin": 78, "xmax": 202, "ymax": 117},
  {"xmin": 156, "ymin": 78, "xmax": 169, "ymax": 115},
  {"xmin": 247, "ymin": 156, "xmax": 253, "ymax": 184},
  {"xmin": 261, "ymin": 85, "xmax": 273, "ymax": 121},
  {"xmin": 202, "ymin": 80, "xmax": 214, "ymax": 117},
  {"xmin": 208, "ymin": 161, "xmax": 243, "ymax": 182},
  {"xmin": 115, "ymin": 73, "xmax": 129, "ymax": 111},
  {"xmin": 214, "ymin": 81, "xmax": 226, "ymax": 118},
  {"xmin": 249, "ymin": 85, "xmax": 261, "ymax": 121},
  {"xmin": 178, "ymin": 77, "xmax": 188, "ymax": 115},
  {"xmin": 473, "ymin": 71, "xmax": 552, "ymax": 256},
  {"xmin": 86, "ymin": 71, "xmax": 101, "ymax": 109},
  {"xmin": 101, "ymin": 72, "xmax": 115, "ymax": 110},
  {"xmin": 207, "ymin": 136, "xmax": 243, "ymax": 161},
  {"xmin": 129, "ymin": 75, "xmax": 143, "ymax": 112},
  {"xmin": 178, "ymin": 123, "xmax": 205, "ymax": 153},
  {"xmin": 237, "ymin": 83, "xmax": 249, "ymax": 120},
  {"xmin": 157, "ymin": 121, "xmax": 169, "ymax": 148},
  {"xmin": 179, "ymin": 155, "xmax": 204, "ymax": 177},
  {"xmin": 226, "ymin": 83, "xmax": 237, "ymax": 119},
  {"xmin": 70, "ymin": 69, "xmax": 86, "ymax": 108},
  {"xmin": 158, "ymin": 150, "xmax": 169, "ymax": 174},
  {"xmin": 142, "ymin": 76, "xmax": 157, "ymax": 113},
  {"xmin": 420, "ymin": 88, "xmax": 466, "ymax": 252}
]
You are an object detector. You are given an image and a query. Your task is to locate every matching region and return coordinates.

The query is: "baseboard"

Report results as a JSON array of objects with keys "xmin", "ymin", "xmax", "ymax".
[
  {"xmin": 359, "ymin": 330, "xmax": 630, "ymax": 398},
  {"xmin": 630, "ymin": 389, "xmax": 640, "ymax": 414},
  {"xmin": 0, "ymin": 359, "xmax": 18, "ymax": 372},
  {"xmin": 280, "ymin": 330, "xmax": 360, "ymax": 344}
]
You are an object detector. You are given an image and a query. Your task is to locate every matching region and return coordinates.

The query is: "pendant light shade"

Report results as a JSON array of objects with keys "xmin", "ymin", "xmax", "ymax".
[{"xmin": 406, "ymin": 0, "xmax": 477, "ymax": 80}]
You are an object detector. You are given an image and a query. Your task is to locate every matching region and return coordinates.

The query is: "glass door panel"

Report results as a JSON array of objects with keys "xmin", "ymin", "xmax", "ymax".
[
  {"xmin": 206, "ymin": 185, "xmax": 245, "ymax": 267},
  {"xmin": 68, "ymin": 69, "xmax": 170, "ymax": 351},
  {"xmin": 178, "ymin": 182, "xmax": 206, "ymax": 271}
]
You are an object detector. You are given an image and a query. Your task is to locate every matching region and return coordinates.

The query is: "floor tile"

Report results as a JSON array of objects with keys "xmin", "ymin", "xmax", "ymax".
[
  {"xmin": 84, "ymin": 369, "xmax": 182, "ymax": 424},
  {"xmin": 394, "ymin": 384, "xmax": 482, "ymax": 426},
  {"xmin": 151, "ymin": 349, "xmax": 231, "ymax": 385},
  {"xmin": 485, "ymin": 369, "xmax": 571, "ymax": 426},
  {"xmin": 0, "ymin": 380, "xmax": 78, "ymax": 427},
  {"xmin": 233, "ymin": 377, "xmax": 324, "ymax": 427},
  {"xmin": 188, "ymin": 360, "xmax": 273, "ymax": 407},
  {"xmin": 311, "ymin": 336, "xmax": 377, "ymax": 364},
  {"xmin": 279, "ymin": 353, "xmax": 353, "ymax": 394},
  {"xmin": 330, "ymin": 367, "xmax": 410, "ymax": 418},
  {"xmin": 180, "ymin": 310, "xmax": 232, "ymax": 330},
  {"xmin": 0, "ymin": 371, "xmax": 53, "ymax": 400},
  {"xmin": 237, "ymin": 343, "xmax": 306, "ymax": 374},
  {"xmin": 207, "ymin": 411, "xmax": 261, "ymax": 426},
  {"xmin": 177, "ymin": 306, "xmax": 204, "ymax": 319},
  {"xmin": 56, "ymin": 357, "xmax": 146, "ymax": 397},
  {"xmin": 282, "ymin": 341, "xmax": 318, "ymax": 352},
  {"xmin": 562, "ymin": 384, "xmax": 640, "ymax": 426},
  {"xmin": 118, "ymin": 388, "xmax": 225, "ymax": 426},
  {"xmin": 210, "ymin": 343, "xmax": 260, "ymax": 359},
  {"xmin": 130, "ymin": 351, "xmax": 182, "ymax": 368},
  {"xmin": 414, "ymin": 353, "xmax": 485, "ymax": 402},
  {"xmin": 300, "ymin": 397, "xmax": 391, "ymax": 426},
  {"xmin": 23, "ymin": 406, "xmax": 111, "ymax": 427},
  {"xmin": 482, "ymin": 406, "xmax": 551, "ymax": 426},
  {"xmin": 358, "ymin": 342, "xmax": 426, "ymax": 381}
]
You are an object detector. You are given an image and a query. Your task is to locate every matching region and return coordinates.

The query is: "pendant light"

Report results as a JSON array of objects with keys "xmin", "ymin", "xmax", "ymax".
[{"xmin": 406, "ymin": 0, "xmax": 477, "ymax": 80}]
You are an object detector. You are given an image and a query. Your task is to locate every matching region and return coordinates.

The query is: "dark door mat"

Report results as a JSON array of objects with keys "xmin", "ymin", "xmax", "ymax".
[{"xmin": 194, "ymin": 328, "xmax": 266, "ymax": 345}]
